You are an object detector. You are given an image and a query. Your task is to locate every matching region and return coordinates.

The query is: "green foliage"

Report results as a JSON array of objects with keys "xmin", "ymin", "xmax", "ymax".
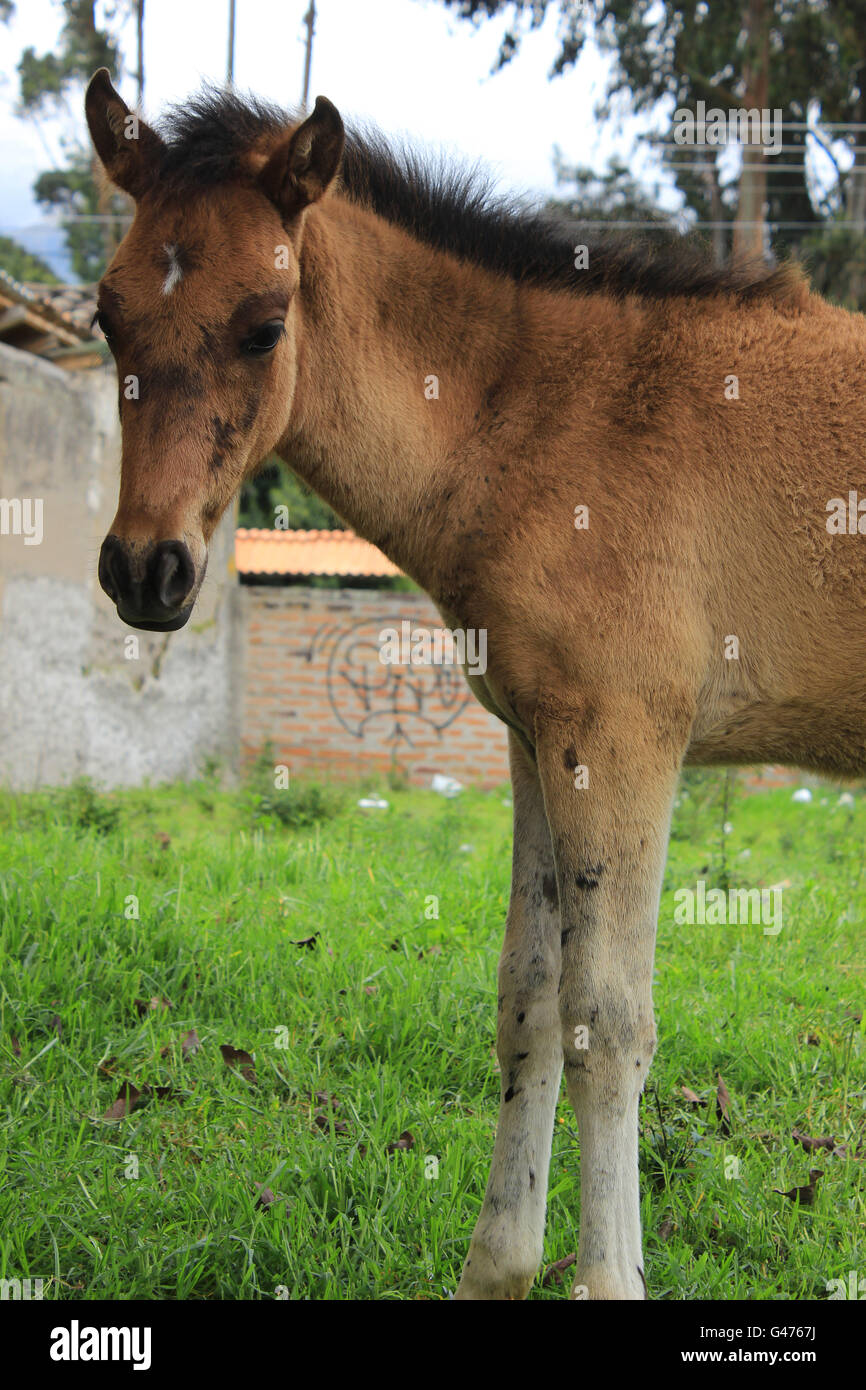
[
  {"xmin": 15, "ymin": 1, "xmax": 127, "ymax": 283},
  {"xmin": 802, "ymin": 221, "xmax": 866, "ymax": 311},
  {"xmin": 251, "ymin": 780, "xmax": 346, "ymax": 829},
  {"xmin": 52, "ymin": 778, "xmax": 122, "ymax": 836},
  {"xmin": 16, "ymin": 1, "xmax": 120, "ymax": 113},
  {"xmin": 436, "ymin": 1, "xmax": 866, "ymax": 266},
  {"xmin": 33, "ymin": 150, "xmax": 129, "ymax": 284},
  {"xmin": 549, "ymin": 151, "xmax": 672, "ymax": 226},
  {"xmin": 239, "ymin": 455, "xmax": 346, "ymax": 531},
  {"xmin": 0, "ymin": 235, "xmax": 59, "ymax": 284},
  {"xmin": 245, "ymin": 746, "xmax": 346, "ymax": 828}
]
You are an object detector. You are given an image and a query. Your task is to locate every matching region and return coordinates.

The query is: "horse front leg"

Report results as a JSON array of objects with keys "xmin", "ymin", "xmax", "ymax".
[
  {"xmin": 536, "ymin": 695, "xmax": 685, "ymax": 1299},
  {"xmin": 455, "ymin": 732, "xmax": 563, "ymax": 1299}
]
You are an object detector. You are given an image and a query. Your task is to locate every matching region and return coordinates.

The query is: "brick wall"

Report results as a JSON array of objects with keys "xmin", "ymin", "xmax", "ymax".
[{"xmin": 240, "ymin": 585, "xmax": 510, "ymax": 787}]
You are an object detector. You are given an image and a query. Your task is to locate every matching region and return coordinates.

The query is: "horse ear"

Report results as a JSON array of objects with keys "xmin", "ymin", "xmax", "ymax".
[
  {"xmin": 85, "ymin": 68, "xmax": 164, "ymax": 200},
  {"xmin": 259, "ymin": 95, "xmax": 344, "ymax": 220}
]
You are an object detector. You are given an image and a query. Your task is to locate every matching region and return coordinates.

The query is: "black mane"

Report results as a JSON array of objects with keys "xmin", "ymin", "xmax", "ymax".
[{"xmin": 154, "ymin": 87, "xmax": 800, "ymax": 305}]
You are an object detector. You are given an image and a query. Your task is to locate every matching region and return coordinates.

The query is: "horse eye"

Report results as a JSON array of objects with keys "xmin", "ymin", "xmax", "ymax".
[
  {"xmin": 242, "ymin": 320, "xmax": 285, "ymax": 355},
  {"xmin": 93, "ymin": 310, "xmax": 113, "ymax": 342}
]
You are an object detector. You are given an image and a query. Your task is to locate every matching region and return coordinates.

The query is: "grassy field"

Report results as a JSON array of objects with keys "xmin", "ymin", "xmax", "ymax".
[{"xmin": 0, "ymin": 764, "xmax": 863, "ymax": 1300}]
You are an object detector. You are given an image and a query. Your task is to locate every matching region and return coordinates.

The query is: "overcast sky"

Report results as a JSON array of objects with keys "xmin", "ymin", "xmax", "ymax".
[{"xmin": 0, "ymin": 0, "xmax": 672, "ymax": 278}]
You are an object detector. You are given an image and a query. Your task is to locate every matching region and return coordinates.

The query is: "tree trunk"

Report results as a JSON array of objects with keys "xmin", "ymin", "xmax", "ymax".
[
  {"xmin": 136, "ymin": 0, "xmax": 145, "ymax": 106},
  {"xmin": 733, "ymin": 0, "xmax": 770, "ymax": 261},
  {"xmin": 700, "ymin": 149, "xmax": 727, "ymax": 265},
  {"xmin": 79, "ymin": 0, "xmax": 117, "ymax": 272},
  {"xmin": 848, "ymin": 62, "xmax": 866, "ymax": 232},
  {"xmin": 846, "ymin": 60, "xmax": 866, "ymax": 305}
]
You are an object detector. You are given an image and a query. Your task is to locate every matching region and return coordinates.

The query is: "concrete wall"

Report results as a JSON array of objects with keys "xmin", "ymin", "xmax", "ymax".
[
  {"xmin": 0, "ymin": 343, "xmax": 240, "ymax": 789},
  {"xmin": 241, "ymin": 585, "xmax": 510, "ymax": 787}
]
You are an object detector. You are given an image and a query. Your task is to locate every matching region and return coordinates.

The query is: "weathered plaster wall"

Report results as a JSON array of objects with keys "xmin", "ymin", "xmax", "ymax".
[{"xmin": 0, "ymin": 342, "xmax": 240, "ymax": 789}]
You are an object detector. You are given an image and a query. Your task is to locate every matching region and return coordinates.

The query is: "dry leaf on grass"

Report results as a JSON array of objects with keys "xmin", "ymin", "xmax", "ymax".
[
  {"xmin": 101, "ymin": 1080, "xmax": 175, "ymax": 1121},
  {"xmin": 311, "ymin": 1091, "xmax": 339, "ymax": 1109},
  {"xmin": 314, "ymin": 1112, "xmax": 349, "ymax": 1134},
  {"xmin": 542, "ymin": 1253, "xmax": 577, "ymax": 1287},
  {"xmin": 219, "ymin": 1044, "xmax": 256, "ymax": 1085},
  {"xmin": 102, "ymin": 1082, "xmax": 148, "ymax": 1121},
  {"xmin": 386, "ymin": 1130, "xmax": 415, "ymax": 1154},
  {"xmin": 103, "ymin": 1082, "xmax": 147, "ymax": 1120},
  {"xmin": 716, "ymin": 1074, "xmax": 732, "ymax": 1135},
  {"xmin": 791, "ymin": 1129, "xmax": 835, "ymax": 1153},
  {"xmin": 774, "ymin": 1169, "xmax": 824, "ymax": 1205}
]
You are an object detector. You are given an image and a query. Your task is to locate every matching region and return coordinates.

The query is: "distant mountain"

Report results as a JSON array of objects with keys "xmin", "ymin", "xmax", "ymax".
[{"xmin": 0, "ymin": 223, "xmax": 76, "ymax": 282}]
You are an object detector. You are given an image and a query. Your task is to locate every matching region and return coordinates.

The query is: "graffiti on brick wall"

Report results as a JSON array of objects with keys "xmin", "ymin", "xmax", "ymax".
[{"xmin": 308, "ymin": 618, "xmax": 472, "ymax": 744}]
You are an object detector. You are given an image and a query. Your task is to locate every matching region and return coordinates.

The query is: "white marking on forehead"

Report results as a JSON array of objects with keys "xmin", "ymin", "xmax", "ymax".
[{"xmin": 162, "ymin": 243, "xmax": 183, "ymax": 295}]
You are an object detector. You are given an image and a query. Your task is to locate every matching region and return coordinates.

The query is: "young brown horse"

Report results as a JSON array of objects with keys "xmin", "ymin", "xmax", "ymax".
[{"xmin": 86, "ymin": 68, "xmax": 866, "ymax": 1300}]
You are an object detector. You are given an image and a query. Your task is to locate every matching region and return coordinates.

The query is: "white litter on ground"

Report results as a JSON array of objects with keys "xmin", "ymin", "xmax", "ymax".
[{"xmin": 431, "ymin": 774, "xmax": 463, "ymax": 797}]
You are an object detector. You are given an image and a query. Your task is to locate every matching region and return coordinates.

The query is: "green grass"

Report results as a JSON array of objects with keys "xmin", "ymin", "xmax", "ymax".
[{"xmin": 0, "ymin": 767, "xmax": 863, "ymax": 1300}]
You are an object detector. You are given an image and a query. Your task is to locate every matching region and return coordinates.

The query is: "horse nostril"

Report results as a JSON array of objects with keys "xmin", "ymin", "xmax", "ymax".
[
  {"xmin": 98, "ymin": 535, "xmax": 128, "ymax": 603},
  {"xmin": 153, "ymin": 540, "xmax": 195, "ymax": 611}
]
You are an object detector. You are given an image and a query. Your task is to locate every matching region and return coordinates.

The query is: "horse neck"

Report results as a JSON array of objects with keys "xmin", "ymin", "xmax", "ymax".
[{"xmin": 280, "ymin": 196, "xmax": 527, "ymax": 584}]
